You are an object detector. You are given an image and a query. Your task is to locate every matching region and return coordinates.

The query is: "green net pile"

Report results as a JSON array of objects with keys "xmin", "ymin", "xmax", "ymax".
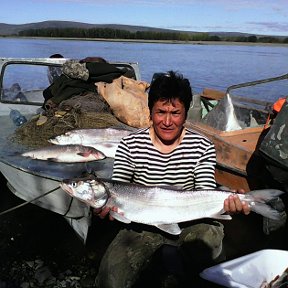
[{"xmin": 11, "ymin": 93, "xmax": 128, "ymax": 148}]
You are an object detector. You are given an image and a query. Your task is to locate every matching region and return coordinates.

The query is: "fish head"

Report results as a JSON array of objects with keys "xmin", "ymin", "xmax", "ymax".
[
  {"xmin": 76, "ymin": 146, "xmax": 106, "ymax": 160},
  {"xmin": 90, "ymin": 148, "xmax": 106, "ymax": 160},
  {"xmin": 48, "ymin": 135, "xmax": 66, "ymax": 145},
  {"xmin": 49, "ymin": 132, "xmax": 84, "ymax": 145},
  {"xmin": 60, "ymin": 175, "xmax": 109, "ymax": 208}
]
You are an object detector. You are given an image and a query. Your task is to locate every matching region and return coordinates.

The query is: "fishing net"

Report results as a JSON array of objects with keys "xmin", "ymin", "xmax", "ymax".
[{"xmin": 11, "ymin": 92, "xmax": 129, "ymax": 148}]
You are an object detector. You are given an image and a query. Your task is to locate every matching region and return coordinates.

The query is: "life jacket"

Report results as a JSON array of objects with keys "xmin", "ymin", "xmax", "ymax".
[
  {"xmin": 260, "ymin": 96, "xmax": 288, "ymax": 170},
  {"xmin": 264, "ymin": 96, "xmax": 287, "ymax": 129},
  {"xmin": 273, "ymin": 97, "xmax": 286, "ymax": 113}
]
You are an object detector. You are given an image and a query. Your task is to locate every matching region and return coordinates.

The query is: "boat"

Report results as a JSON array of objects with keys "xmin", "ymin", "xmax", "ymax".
[
  {"xmin": 185, "ymin": 75, "xmax": 288, "ymax": 257},
  {"xmin": 186, "ymin": 73, "xmax": 288, "ymax": 192},
  {"xmin": 0, "ymin": 57, "xmax": 286, "ymax": 244},
  {"xmin": 0, "ymin": 57, "xmax": 141, "ymax": 242}
]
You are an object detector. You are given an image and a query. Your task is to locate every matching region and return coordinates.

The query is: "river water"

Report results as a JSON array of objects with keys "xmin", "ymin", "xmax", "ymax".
[{"xmin": 1, "ymin": 38, "xmax": 288, "ymax": 102}]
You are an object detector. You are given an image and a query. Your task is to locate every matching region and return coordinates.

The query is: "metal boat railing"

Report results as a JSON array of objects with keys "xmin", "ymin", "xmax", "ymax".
[{"xmin": 226, "ymin": 72, "xmax": 288, "ymax": 95}]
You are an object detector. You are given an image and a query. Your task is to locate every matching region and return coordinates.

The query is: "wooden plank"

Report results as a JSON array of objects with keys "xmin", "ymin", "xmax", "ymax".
[
  {"xmin": 201, "ymin": 88, "xmax": 225, "ymax": 100},
  {"xmin": 186, "ymin": 121, "xmax": 266, "ymax": 174}
]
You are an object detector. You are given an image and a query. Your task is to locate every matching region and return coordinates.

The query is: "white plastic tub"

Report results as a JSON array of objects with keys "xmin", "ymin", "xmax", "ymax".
[{"xmin": 200, "ymin": 249, "xmax": 288, "ymax": 288}]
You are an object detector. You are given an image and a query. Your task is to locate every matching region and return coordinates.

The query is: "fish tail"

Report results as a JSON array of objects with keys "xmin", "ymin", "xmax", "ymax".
[
  {"xmin": 250, "ymin": 203, "xmax": 282, "ymax": 220},
  {"xmin": 248, "ymin": 189, "xmax": 284, "ymax": 202},
  {"xmin": 247, "ymin": 189, "xmax": 284, "ymax": 220}
]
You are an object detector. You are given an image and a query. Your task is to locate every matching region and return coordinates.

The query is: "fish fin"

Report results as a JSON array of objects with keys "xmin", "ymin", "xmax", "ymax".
[
  {"xmin": 47, "ymin": 157, "xmax": 59, "ymax": 162},
  {"xmin": 77, "ymin": 152, "xmax": 89, "ymax": 157},
  {"xmin": 109, "ymin": 211, "xmax": 131, "ymax": 224},
  {"xmin": 161, "ymin": 185, "xmax": 183, "ymax": 191},
  {"xmin": 250, "ymin": 203, "xmax": 282, "ymax": 220},
  {"xmin": 155, "ymin": 224, "xmax": 182, "ymax": 235},
  {"xmin": 247, "ymin": 189, "xmax": 284, "ymax": 220},
  {"xmin": 248, "ymin": 189, "xmax": 284, "ymax": 203},
  {"xmin": 209, "ymin": 209, "xmax": 232, "ymax": 220},
  {"xmin": 211, "ymin": 214, "xmax": 232, "ymax": 220}
]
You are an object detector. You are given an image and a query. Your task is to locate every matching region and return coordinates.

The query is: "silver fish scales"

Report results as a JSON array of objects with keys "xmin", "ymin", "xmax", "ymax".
[
  {"xmin": 60, "ymin": 174, "xmax": 284, "ymax": 235},
  {"xmin": 48, "ymin": 128, "xmax": 134, "ymax": 158},
  {"xmin": 21, "ymin": 144, "xmax": 105, "ymax": 163}
]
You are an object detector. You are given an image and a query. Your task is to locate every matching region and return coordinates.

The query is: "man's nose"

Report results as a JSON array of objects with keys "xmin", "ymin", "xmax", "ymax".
[{"xmin": 163, "ymin": 114, "xmax": 172, "ymax": 125}]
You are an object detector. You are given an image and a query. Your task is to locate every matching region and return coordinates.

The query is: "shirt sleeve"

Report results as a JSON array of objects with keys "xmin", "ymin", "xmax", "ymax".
[
  {"xmin": 194, "ymin": 142, "xmax": 217, "ymax": 189},
  {"xmin": 112, "ymin": 138, "xmax": 135, "ymax": 183}
]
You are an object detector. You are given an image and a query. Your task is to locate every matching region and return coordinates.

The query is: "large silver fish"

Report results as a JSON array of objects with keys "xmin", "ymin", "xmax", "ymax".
[
  {"xmin": 60, "ymin": 174, "xmax": 284, "ymax": 235},
  {"xmin": 22, "ymin": 144, "xmax": 105, "ymax": 163},
  {"xmin": 48, "ymin": 128, "xmax": 134, "ymax": 158}
]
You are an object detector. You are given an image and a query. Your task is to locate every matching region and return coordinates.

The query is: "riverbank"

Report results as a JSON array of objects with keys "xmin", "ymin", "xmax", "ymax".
[{"xmin": 1, "ymin": 36, "xmax": 288, "ymax": 47}]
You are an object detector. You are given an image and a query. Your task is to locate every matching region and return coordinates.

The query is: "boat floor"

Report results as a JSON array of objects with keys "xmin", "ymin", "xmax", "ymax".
[
  {"xmin": 187, "ymin": 121, "xmax": 268, "ymax": 190},
  {"xmin": 187, "ymin": 121, "xmax": 265, "ymax": 169},
  {"xmin": 0, "ymin": 115, "xmax": 114, "ymax": 181}
]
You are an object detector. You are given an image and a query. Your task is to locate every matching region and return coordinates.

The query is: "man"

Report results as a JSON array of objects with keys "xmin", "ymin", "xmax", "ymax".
[
  {"xmin": 47, "ymin": 53, "xmax": 64, "ymax": 84},
  {"xmin": 95, "ymin": 71, "xmax": 250, "ymax": 287}
]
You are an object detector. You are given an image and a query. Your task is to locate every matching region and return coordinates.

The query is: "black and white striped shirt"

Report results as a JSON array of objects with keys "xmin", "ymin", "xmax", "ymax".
[{"xmin": 112, "ymin": 127, "xmax": 216, "ymax": 190}]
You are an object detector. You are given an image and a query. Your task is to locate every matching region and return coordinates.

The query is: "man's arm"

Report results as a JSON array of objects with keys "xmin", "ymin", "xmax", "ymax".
[{"xmin": 194, "ymin": 143, "xmax": 217, "ymax": 189}]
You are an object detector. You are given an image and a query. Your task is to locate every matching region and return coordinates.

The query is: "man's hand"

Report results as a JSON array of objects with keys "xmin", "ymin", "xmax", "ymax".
[{"xmin": 224, "ymin": 189, "xmax": 250, "ymax": 215}]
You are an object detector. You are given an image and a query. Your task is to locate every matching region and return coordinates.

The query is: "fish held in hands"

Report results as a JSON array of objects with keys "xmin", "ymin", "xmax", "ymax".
[
  {"xmin": 60, "ymin": 174, "xmax": 284, "ymax": 235},
  {"xmin": 21, "ymin": 144, "xmax": 105, "ymax": 163}
]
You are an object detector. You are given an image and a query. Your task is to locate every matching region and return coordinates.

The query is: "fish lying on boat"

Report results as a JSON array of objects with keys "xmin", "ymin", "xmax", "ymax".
[
  {"xmin": 48, "ymin": 128, "xmax": 134, "ymax": 158},
  {"xmin": 60, "ymin": 174, "xmax": 284, "ymax": 235},
  {"xmin": 21, "ymin": 144, "xmax": 105, "ymax": 163}
]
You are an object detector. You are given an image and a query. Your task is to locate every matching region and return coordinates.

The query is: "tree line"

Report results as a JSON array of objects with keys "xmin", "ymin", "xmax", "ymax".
[{"xmin": 18, "ymin": 27, "xmax": 288, "ymax": 44}]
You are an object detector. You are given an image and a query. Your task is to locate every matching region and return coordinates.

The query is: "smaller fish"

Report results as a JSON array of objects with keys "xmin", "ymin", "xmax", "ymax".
[
  {"xmin": 21, "ymin": 144, "xmax": 105, "ymax": 163},
  {"xmin": 48, "ymin": 128, "xmax": 133, "ymax": 158},
  {"xmin": 49, "ymin": 128, "xmax": 133, "ymax": 144}
]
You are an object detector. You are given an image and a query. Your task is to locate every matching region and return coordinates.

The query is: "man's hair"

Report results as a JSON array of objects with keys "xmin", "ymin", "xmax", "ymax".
[{"xmin": 148, "ymin": 71, "xmax": 193, "ymax": 117}]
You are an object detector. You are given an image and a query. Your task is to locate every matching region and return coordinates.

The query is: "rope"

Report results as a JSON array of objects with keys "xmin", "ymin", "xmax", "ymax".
[{"xmin": 0, "ymin": 186, "xmax": 59, "ymax": 217}]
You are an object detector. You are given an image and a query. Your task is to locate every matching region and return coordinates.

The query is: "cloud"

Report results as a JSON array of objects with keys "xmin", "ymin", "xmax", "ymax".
[
  {"xmin": 167, "ymin": 21, "xmax": 288, "ymax": 35},
  {"xmin": 41, "ymin": 0, "xmax": 288, "ymax": 12},
  {"xmin": 44, "ymin": 0, "xmax": 166, "ymax": 4},
  {"xmin": 40, "ymin": 0, "xmax": 254, "ymax": 5},
  {"xmin": 248, "ymin": 21, "xmax": 288, "ymax": 33}
]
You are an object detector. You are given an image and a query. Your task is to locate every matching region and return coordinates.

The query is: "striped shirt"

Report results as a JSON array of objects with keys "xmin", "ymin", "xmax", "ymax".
[{"xmin": 112, "ymin": 127, "xmax": 216, "ymax": 190}]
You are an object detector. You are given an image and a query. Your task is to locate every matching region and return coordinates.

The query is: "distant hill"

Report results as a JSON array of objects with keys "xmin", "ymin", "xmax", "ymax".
[
  {"xmin": 0, "ymin": 21, "xmax": 186, "ymax": 36},
  {"xmin": 0, "ymin": 20, "xmax": 257, "ymax": 38}
]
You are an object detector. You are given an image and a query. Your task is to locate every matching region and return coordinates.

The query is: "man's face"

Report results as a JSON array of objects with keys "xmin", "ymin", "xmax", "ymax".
[{"xmin": 151, "ymin": 98, "xmax": 186, "ymax": 145}]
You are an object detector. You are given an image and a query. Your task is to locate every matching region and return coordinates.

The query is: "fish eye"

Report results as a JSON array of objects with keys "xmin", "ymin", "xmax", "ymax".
[{"xmin": 71, "ymin": 182, "xmax": 77, "ymax": 188}]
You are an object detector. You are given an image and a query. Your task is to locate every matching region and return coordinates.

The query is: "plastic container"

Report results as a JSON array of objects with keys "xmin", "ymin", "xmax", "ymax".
[
  {"xmin": 200, "ymin": 249, "xmax": 288, "ymax": 288},
  {"xmin": 9, "ymin": 109, "xmax": 27, "ymax": 126}
]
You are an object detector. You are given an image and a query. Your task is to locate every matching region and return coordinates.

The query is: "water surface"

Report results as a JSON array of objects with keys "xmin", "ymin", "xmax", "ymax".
[{"xmin": 1, "ymin": 38, "xmax": 288, "ymax": 102}]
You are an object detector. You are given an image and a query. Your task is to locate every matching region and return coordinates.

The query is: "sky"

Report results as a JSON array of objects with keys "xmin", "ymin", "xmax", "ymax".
[{"xmin": 2, "ymin": 0, "xmax": 288, "ymax": 36}]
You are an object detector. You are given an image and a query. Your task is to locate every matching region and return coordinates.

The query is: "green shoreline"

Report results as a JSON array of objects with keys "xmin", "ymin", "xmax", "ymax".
[{"xmin": 2, "ymin": 36, "xmax": 288, "ymax": 47}]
